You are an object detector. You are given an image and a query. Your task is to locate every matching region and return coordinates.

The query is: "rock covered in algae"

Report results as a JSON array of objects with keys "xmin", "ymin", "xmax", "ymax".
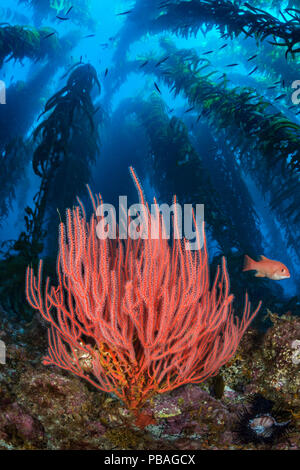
[
  {"xmin": 0, "ymin": 305, "xmax": 299, "ymax": 450},
  {"xmin": 221, "ymin": 312, "xmax": 300, "ymax": 405}
]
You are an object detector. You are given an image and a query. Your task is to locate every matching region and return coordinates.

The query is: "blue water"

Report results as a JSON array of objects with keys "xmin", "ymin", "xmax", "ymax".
[{"xmin": 0, "ymin": 0, "xmax": 299, "ymax": 303}]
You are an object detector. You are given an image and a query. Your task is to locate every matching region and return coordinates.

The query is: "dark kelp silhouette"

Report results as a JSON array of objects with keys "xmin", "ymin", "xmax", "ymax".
[
  {"xmin": 0, "ymin": 64, "xmax": 101, "ymax": 318},
  {"xmin": 0, "ymin": 25, "xmax": 62, "ymax": 67}
]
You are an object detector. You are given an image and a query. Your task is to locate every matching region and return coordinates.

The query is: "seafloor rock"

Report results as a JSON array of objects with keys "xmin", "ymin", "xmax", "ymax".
[
  {"xmin": 220, "ymin": 312, "xmax": 300, "ymax": 449},
  {"xmin": 149, "ymin": 385, "xmax": 239, "ymax": 449},
  {"xmin": 258, "ymin": 313, "xmax": 300, "ymax": 405},
  {"xmin": 13, "ymin": 367, "xmax": 110, "ymax": 449},
  {"xmin": 222, "ymin": 313, "xmax": 300, "ymax": 404},
  {"xmin": 0, "ymin": 402, "xmax": 44, "ymax": 448},
  {"xmin": 0, "ymin": 306, "xmax": 299, "ymax": 449}
]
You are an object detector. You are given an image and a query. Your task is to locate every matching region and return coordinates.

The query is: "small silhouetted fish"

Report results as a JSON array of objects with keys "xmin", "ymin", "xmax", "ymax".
[
  {"xmin": 219, "ymin": 43, "xmax": 228, "ymax": 49},
  {"xmin": 155, "ymin": 56, "xmax": 170, "ymax": 67},
  {"xmin": 80, "ymin": 56, "xmax": 82, "ymax": 62},
  {"xmin": 247, "ymin": 54, "xmax": 258, "ymax": 61},
  {"xmin": 196, "ymin": 114, "xmax": 202, "ymax": 122},
  {"xmin": 184, "ymin": 106, "xmax": 195, "ymax": 113},
  {"xmin": 267, "ymin": 86, "xmax": 277, "ymax": 90},
  {"xmin": 248, "ymin": 66, "xmax": 258, "ymax": 76},
  {"xmin": 168, "ymin": 108, "xmax": 174, "ymax": 113},
  {"xmin": 43, "ymin": 32, "xmax": 55, "ymax": 39},
  {"xmin": 282, "ymin": 79, "xmax": 285, "ymax": 87},
  {"xmin": 226, "ymin": 63, "xmax": 239, "ymax": 67},
  {"xmin": 104, "ymin": 68, "xmax": 108, "ymax": 77},
  {"xmin": 220, "ymin": 33, "xmax": 227, "ymax": 39},
  {"xmin": 154, "ymin": 82, "xmax": 161, "ymax": 94},
  {"xmin": 66, "ymin": 6, "xmax": 73, "ymax": 15},
  {"xmin": 202, "ymin": 50, "xmax": 213, "ymax": 55},
  {"xmin": 158, "ymin": 1, "xmax": 172, "ymax": 8},
  {"xmin": 273, "ymin": 80, "xmax": 281, "ymax": 85},
  {"xmin": 274, "ymin": 93, "xmax": 286, "ymax": 101},
  {"xmin": 140, "ymin": 60, "xmax": 148, "ymax": 68},
  {"xmin": 83, "ymin": 34, "xmax": 95, "ymax": 38},
  {"xmin": 116, "ymin": 10, "xmax": 132, "ymax": 16},
  {"xmin": 100, "ymin": 43, "xmax": 109, "ymax": 49},
  {"xmin": 56, "ymin": 16, "xmax": 70, "ymax": 20}
]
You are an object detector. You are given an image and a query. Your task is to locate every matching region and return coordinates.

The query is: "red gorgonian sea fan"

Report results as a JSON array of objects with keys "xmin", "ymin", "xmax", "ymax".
[{"xmin": 26, "ymin": 167, "xmax": 261, "ymax": 414}]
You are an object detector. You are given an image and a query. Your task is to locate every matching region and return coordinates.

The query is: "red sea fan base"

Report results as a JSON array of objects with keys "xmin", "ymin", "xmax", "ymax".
[{"xmin": 26, "ymin": 168, "xmax": 261, "ymax": 413}]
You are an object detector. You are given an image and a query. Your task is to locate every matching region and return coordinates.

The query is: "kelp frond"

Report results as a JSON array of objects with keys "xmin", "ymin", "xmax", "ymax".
[
  {"xmin": 0, "ymin": 24, "xmax": 63, "ymax": 67},
  {"xmin": 153, "ymin": 1, "xmax": 300, "ymax": 58}
]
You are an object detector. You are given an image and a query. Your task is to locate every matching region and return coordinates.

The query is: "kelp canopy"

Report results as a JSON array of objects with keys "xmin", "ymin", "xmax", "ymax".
[
  {"xmin": 0, "ymin": 0, "xmax": 299, "ymax": 323},
  {"xmin": 0, "ymin": 24, "xmax": 61, "ymax": 66},
  {"xmin": 0, "ymin": 62, "xmax": 101, "ymax": 317},
  {"xmin": 152, "ymin": 1, "xmax": 300, "ymax": 56}
]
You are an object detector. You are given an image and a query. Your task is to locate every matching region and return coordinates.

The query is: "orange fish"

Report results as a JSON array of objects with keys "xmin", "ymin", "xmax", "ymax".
[{"xmin": 243, "ymin": 255, "xmax": 290, "ymax": 280}]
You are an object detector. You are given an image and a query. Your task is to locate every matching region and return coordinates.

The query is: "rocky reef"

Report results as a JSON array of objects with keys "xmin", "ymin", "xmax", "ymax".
[{"xmin": 0, "ymin": 304, "xmax": 299, "ymax": 450}]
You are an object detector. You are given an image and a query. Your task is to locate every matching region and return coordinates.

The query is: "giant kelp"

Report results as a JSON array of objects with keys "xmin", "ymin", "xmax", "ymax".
[
  {"xmin": 112, "ymin": 0, "xmax": 300, "ymax": 63},
  {"xmin": 190, "ymin": 123, "xmax": 263, "ymax": 256},
  {"xmin": 0, "ymin": 1, "xmax": 299, "ymax": 320},
  {"xmin": 33, "ymin": 63, "xmax": 101, "ymax": 254},
  {"xmin": 0, "ymin": 64, "xmax": 101, "ymax": 317},
  {"xmin": 240, "ymin": 0, "xmax": 300, "ymax": 11},
  {"xmin": 112, "ymin": 0, "xmax": 161, "ymax": 65},
  {"xmin": 0, "ymin": 30, "xmax": 79, "ymax": 152},
  {"xmin": 0, "ymin": 162, "xmax": 49, "ymax": 319},
  {"xmin": 0, "ymin": 2, "xmax": 299, "ymax": 451},
  {"xmin": 20, "ymin": 0, "xmax": 96, "ymax": 29},
  {"xmin": 108, "ymin": 43, "xmax": 300, "ymax": 173},
  {"xmin": 151, "ymin": 0, "xmax": 300, "ymax": 57},
  {"xmin": 189, "ymin": 124, "xmax": 287, "ymax": 318},
  {"xmin": 106, "ymin": 95, "xmax": 285, "ymax": 319},
  {"xmin": 98, "ymin": 34, "xmax": 300, "ymax": 263},
  {"xmin": 0, "ymin": 25, "xmax": 62, "ymax": 66},
  {"xmin": 113, "ymin": 95, "xmax": 262, "ymax": 256},
  {"xmin": 33, "ymin": 63, "xmax": 100, "ymax": 177},
  {"xmin": 241, "ymin": 39, "xmax": 300, "ymax": 94},
  {"xmin": 132, "ymin": 41, "xmax": 300, "ymax": 253},
  {"xmin": 0, "ymin": 139, "xmax": 31, "ymax": 224}
]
